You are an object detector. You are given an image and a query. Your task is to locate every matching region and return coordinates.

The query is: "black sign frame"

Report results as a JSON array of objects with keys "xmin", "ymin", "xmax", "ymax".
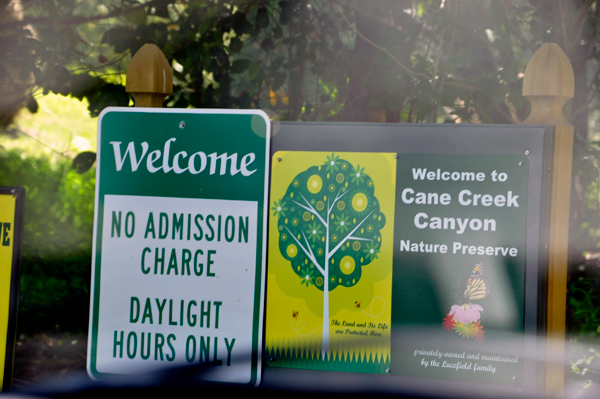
[
  {"xmin": 262, "ymin": 122, "xmax": 553, "ymax": 397},
  {"xmin": 0, "ymin": 186, "xmax": 25, "ymax": 391}
]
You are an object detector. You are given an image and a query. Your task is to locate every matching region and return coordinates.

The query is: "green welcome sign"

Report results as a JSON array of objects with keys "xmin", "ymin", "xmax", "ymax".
[
  {"xmin": 87, "ymin": 108, "xmax": 270, "ymax": 385},
  {"xmin": 391, "ymin": 153, "xmax": 529, "ymax": 386}
]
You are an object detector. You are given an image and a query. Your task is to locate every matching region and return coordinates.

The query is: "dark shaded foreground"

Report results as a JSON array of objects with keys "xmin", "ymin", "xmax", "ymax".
[
  {"xmin": 7, "ymin": 331, "xmax": 600, "ymax": 399},
  {"xmin": 12, "ymin": 333, "xmax": 87, "ymax": 389}
]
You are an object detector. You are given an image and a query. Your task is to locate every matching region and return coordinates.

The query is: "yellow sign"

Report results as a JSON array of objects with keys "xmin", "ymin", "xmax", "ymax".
[
  {"xmin": 266, "ymin": 152, "xmax": 396, "ymax": 373},
  {"xmin": 0, "ymin": 188, "xmax": 24, "ymax": 391}
]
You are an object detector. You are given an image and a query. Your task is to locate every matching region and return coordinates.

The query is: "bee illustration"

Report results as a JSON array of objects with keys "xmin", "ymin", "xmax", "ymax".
[
  {"xmin": 354, "ymin": 301, "xmax": 361, "ymax": 309},
  {"xmin": 292, "ymin": 311, "xmax": 298, "ymax": 319}
]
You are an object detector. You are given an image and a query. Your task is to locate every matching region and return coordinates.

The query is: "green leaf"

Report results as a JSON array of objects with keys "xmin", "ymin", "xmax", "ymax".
[
  {"xmin": 55, "ymin": 0, "xmax": 76, "ymax": 7},
  {"xmin": 209, "ymin": 46, "xmax": 230, "ymax": 69},
  {"xmin": 387, "ymin": 95, "xmax": 403, "ymax": 111},
  {"xmin": 26, "ymin": 98, "xmax": 38, "ymax": 114},
  {"xmin": 229, "ymin": 37, "xmax": 243, "ymax": 54},
  {"xmin": 415, "ymin": 98, "xmax": 433, "ymax": 121},
  {"xmin": 272, "ymin": 73, "xmax": 286, "ymax": 91},
  {"xmin": 232, "ymin": 12, "xmax": 252, "ymax": 35},
  {"xmin": 260, "ymin": 37, "xmax": 275, "ymax": 51},
  {"xmin": 368, "ymin": 92, "xmax": 387, "ymax": 108},
  {"xmin": 279, "ymin": 1, "xmax": 293, "ymax": 25},
  {"xmin": 101, "ymin": 27, "xmax": 136, "ymax": 54},
  {"xmin": 270, "ymin": 57, "xmax": 285, "ymax": 72},
  {"xmin": 289, "ymin": 71, "xmax": 302, "ymax": 98},
  {"xmin": 230, "ymin": 59, "xmax": 251, "ymax": 74},
  {"xmin": 152, "ymin": 0, "xmax": 172, "ymax": 19},
  {"xmin": 85, "ymin": 83, "xmax": 129, "ymax": 117},
  {"xmin": 256, "ymin": 7, "xmax": 269, "ymax": 29},
  {"xmin": 283, "ymin": 58, "xmax": 302, "ymax": 70},
  {"xmin": 124, "ymin": 7, "xmax": 147, "ymax": 25},
  {"xmin": 72, "ymin": 152, "xmax": 96, "ymax": 174},
  {"xmin": 248, "ymin": 60, "xmax": 262, "ymax": 80}
]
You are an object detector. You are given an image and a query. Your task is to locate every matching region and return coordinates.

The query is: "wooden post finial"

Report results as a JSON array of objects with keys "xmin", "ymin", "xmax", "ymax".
[
  {"xmin": 126, "ymin": 44, "xmax": 173, "ymax": 108},
  {"xmin": 522, "ymin": 43, "xmax": 574, "ymax": 126},
  {"xmin": 522, "ymin": 43, "xmax": 575, "ymax": 398}
]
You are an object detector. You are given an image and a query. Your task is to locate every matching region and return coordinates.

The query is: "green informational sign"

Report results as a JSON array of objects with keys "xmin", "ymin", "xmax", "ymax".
[
  {"xmin": 265, "ymin": 122, "xmax": 552, "ymax": 396},
  {"xmin": 392, "ymin": 154, "xmax": 528, "ymax": 385},
  {"xmin": 87, "ymin": 108, "xmax": 270, "ymax": 386}
]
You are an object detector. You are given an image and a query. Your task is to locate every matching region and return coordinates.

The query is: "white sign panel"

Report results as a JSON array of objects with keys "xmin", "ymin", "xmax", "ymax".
[{"xmin": 95, "ymin": 195, "xmax": 257, "ymax": 382}]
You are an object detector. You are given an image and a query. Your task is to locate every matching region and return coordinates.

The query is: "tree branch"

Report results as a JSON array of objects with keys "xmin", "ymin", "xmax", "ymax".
[
  {"xmin": 348, "ymin": 236, "xmax": 372, "ymax": 242},
  {"xmin": 0, "ymin": 3, "xmax": 148, "ymax": 30},
  {"xmin": 337, "ymin": 4, "xmax": 480, "ymax": 93},
  {"xmin": 283, "ymin": 225, "xmax": 324, "ymax": 275},
  {"xmin": 328, "ymin": 210, "xmax": 374, "ymax": 256},
  {"xmin": 498, "ymin": 0, "xmax": 536, "ymax": 52},
  {"xmin": 336, "ymin": 5, "xmax": 431, "ymax": 81},
  {"xmin": 292, "ymin": 193, "xmax": 327, "ymax": 226},
  {"xmin": 328, "ymin": 188, "xmax": 349, "ymax": 215},
  {"xmin": 558, "ymin": 0, "xmax": 569, "ymax": 52},
  {"xmin": 301, "ymin": 229, "xmax": 324, "ymax": 275},
  {"xmin": 432, "ymin": 27, "xmax": 445, "ymax": 91}
]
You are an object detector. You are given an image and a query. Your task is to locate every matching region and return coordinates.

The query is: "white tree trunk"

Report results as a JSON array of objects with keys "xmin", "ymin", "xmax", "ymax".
[{"xmin": 322, "ymin": 279, "xmax": 329, "ymax": 360}]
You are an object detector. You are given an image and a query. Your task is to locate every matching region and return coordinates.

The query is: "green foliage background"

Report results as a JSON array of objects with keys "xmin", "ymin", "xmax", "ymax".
[{"xmin": 0, "ymin": 150, "xmax": 94, "ymax": 332}]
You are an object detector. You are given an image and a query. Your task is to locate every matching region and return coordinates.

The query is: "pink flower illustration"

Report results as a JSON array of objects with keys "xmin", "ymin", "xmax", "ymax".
[{"xmin": 449, "ymin": 304, "xmax": 483, "ymax": 324}]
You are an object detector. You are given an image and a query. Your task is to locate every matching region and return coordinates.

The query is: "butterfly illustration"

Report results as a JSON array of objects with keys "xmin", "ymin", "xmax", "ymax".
[{"xmin": 461, "ymin": 263, "xmax": 490, "ymax": 303}]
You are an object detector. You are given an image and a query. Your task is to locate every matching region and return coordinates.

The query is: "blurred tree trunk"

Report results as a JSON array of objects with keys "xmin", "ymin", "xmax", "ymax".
[
  {"xmin": 558, "ymin": 0, "xmax": 598, "ymax": 264},
  {"xmin": 0, "ymin": 0, "xmax": 33, "ymax": 130}
]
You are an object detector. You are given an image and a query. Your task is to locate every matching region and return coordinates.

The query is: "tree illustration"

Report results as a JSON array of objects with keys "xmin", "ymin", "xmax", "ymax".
[{"xmin": 271, "ymin": 153, "xmax": 386, "ymax": 358}]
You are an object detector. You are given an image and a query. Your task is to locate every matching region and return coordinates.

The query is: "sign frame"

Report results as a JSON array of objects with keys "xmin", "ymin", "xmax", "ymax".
[
  {"xmin": 87, "ymin": 107, "xmax": 270, "ymax": 386},
  {"xmin": 263, "ymin": 122, "xmax": 553, "ymax": 397},
  {"xmin": 0, "ymin": 187, "xmax": 25, "ymax": 391}
]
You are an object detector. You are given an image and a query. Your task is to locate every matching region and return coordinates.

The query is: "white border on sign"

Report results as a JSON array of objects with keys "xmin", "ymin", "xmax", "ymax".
[{"xmin": 87, "ymin": 107, "xmax": 271, "ymax": 386}]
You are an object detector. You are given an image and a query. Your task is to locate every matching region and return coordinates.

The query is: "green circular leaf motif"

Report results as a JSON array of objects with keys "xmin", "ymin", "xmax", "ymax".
[{"xmin": 275, "ymin": 154, "xmax": 386, "ymax": 292}]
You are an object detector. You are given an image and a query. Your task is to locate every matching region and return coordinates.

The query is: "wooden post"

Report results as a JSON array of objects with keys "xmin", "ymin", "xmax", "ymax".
[
  {"xmin": 522, "ymin": 43, "xmax": 574, "ymax": 397},
  {"xmin": 126, "ymin": 44, "xmax": 173, "ymax": 107},
  {"xmin": 368, "ymin": 108, "xmax": 387, "ymax": 122}
]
